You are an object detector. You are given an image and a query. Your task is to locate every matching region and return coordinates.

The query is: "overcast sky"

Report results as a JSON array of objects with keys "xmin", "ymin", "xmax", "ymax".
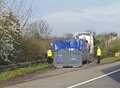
[{"xmin": 10, "ymin": 0, "xmax": 120, "ymax": 36}]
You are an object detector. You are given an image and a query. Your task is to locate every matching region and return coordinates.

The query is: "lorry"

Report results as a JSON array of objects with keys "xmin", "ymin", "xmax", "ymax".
[{"xmin": 51, "ymin": 32, "xmax": 95, "ymax": 68}]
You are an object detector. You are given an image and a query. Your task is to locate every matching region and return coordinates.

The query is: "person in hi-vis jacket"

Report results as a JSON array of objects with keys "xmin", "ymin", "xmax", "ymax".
[
  {"xmin": 47, "ymin": 49, "xmax": 53, "ymax": 64},
  {"xmin": 96, "ymin": 46, "xmax": 102, "ymax": 64}
]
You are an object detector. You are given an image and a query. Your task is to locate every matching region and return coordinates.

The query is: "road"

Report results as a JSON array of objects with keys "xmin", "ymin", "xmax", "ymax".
[{"xmin": 4, "ymin": 62, "xmax": 120, "ymax": 88}]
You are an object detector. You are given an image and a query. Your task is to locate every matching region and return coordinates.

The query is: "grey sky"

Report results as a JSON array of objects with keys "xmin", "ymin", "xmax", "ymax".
[{"xmin": 8, "ymin": 0, "xmax": 120, "ymax": 36}]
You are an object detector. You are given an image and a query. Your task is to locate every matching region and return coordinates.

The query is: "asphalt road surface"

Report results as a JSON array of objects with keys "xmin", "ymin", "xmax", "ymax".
[{"xmin": 4, "ymin": 62, "xmax": 120, "ymax": 88}]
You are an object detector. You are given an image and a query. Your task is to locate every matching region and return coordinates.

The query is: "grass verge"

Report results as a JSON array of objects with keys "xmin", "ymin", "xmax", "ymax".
[
  {"xmin": 100, "ymin": 56, "xmax": 120, "ymax": 64},
  {"xmin": 0, "ymin": 64, "xmax": 48, "ymax": 81}
]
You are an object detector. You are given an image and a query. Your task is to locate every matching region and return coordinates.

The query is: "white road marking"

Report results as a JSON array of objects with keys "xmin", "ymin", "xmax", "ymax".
[{"xmin": 67, "ymin": 69, "xmax": 120, "ymax": 88}]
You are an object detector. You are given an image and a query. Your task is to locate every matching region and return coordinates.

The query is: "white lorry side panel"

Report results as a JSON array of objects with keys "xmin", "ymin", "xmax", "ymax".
[{"xmin": 74, "ymin": 32, "xmax": 94, "ymax": 54}]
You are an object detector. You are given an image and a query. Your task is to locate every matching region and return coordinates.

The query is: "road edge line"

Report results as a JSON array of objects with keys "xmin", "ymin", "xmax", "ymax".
[{"xmin": 67, "ymin": 69, "xmax": 120, "ymax": 88}]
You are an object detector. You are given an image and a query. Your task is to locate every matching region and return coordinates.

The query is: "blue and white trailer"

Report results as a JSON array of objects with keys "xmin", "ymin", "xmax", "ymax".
[{"xmin": 51, "ymin": 39, "xmax": 88, "ymax": 68}]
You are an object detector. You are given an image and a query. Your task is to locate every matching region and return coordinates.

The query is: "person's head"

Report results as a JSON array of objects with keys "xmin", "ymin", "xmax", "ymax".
[
  {"xmin": 97, "ymin": 46, "xmax": 100, "ymax": 49},
  {"xmin": 85, "ymin": 40, "xmax": 88, "ymax": 43}
]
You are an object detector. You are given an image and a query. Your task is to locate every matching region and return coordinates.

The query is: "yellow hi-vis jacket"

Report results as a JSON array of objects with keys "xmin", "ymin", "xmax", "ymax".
[
  {"xmin": 97, "ymin": 47, "xmax": 102, "ymax": 56},
  {"xmin": 47, "ymin": 49, "xmax": 53, "ymax": 57}
]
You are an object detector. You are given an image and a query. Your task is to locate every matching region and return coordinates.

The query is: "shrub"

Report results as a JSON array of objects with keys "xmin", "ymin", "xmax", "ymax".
[
  {"xmin": 108, "ymin": 39, "xmax": 120, "ymax": 56},
  {"xmin": 14, "ymin": 36, "xmax": 50, "ymax": 63}
]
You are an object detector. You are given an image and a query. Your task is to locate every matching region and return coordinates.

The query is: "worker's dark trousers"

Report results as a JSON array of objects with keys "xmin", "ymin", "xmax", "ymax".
[
  {"xmin": 97, "ymin": 56, "xmax": 100, "ymax": 64},
  {"xmin": 47, "ymin": 57, "xmax": 53, "ymax": 64}
]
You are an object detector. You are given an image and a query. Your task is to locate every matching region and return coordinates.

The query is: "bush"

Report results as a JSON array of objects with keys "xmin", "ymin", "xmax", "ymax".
[
  {"xmin": 108, "ymin": 39, "xmax": 120, "ymax": 56},
  {"xmin": 0, "ymin": 10, "xmax": 21, "ymax": 65},
  {"xmin": 14, "ymin": 36, "xmax": 50, "ymax": 63}
]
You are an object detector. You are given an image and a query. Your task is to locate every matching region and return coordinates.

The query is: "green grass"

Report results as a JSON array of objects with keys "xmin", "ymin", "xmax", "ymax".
[
  {"xmin": 100, "ymin": 56, "xmax": 120, "ymax": 64},
  {"xmin": 0, "ymin": 64, "xmax": 48, "ymax": 81}
]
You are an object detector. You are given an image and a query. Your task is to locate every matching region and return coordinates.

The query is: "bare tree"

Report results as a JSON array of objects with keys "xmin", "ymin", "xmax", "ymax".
[
  {"xmin": 3, "ymin": 0, "xmax": 33, "ymax": 29},
  {"xmin": 38, "ymin": 20, "xmax": 52, "ymax": 37},
  {"xmin": 24, "ymin": 20, "xmax": 52, "ymax": 38},
  {"xmin": 0, "ymin": 0, "xmax": 6, "ymax": 11}
]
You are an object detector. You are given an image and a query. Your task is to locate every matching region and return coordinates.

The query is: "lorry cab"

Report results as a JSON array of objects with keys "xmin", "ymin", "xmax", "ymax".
[{"xmin": 74, "ymin": 32, "xmax": 95, "ymax": 55}]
